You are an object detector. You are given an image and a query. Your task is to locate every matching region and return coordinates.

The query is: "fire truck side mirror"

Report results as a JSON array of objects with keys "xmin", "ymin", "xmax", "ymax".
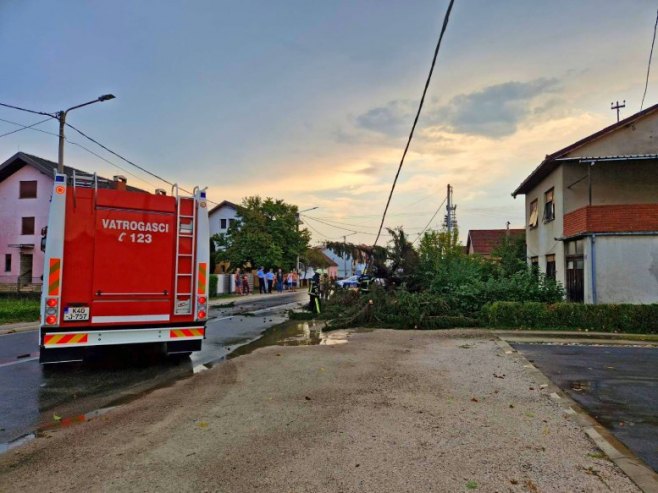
[{"xmin": 40, "ymin": 226, "xmax": 48, "ymax": 252}]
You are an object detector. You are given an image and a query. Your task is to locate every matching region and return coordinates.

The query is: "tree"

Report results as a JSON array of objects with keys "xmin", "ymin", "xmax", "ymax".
[
  {"xmin": 386, "ymin": 227, "xmax": 419, "ymax": 288},
  {"xmin": 213, "ymin": 196, "xmax": 311, "ymax": 270}
]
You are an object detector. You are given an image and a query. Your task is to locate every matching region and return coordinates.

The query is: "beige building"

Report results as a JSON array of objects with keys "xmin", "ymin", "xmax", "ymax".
[{"xmin": 513, "ymin": 104, "xmax": 658, "ymax": 304}]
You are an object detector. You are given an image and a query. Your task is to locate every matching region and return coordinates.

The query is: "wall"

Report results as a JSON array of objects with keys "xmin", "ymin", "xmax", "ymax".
[
  {"xmin": 0, "ymin": 165, "xmax": 52, "ymax": 283},
  {"xmin": 209, "ymin": 205, "xmax": 238, "ymax": 238},
  {"xmin": 523, "ymin": 165, "xmax": 566, "ymax": 287},
  {"xmin": 593, "ymin": 235, "xmax": 658, "ymax": 303}
]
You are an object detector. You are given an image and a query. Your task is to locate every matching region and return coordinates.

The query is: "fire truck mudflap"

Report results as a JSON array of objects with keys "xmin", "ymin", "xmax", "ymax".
[{"xmin": 39, "ymin": 174, "xmax": 210, "ymax": 364}]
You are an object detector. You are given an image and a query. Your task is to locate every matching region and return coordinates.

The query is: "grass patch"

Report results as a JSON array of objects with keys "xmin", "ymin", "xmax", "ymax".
[{"xmin": 0, "ymin": 298, "xmax": 40, "ymax": 324}]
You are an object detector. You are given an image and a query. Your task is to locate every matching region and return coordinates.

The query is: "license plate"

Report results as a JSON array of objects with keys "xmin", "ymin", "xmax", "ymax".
[{"xmin": 63, "ymin": 306, "xmax": 90, "ymax": 321}]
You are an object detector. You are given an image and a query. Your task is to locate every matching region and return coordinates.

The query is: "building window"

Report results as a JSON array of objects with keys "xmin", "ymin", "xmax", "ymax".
[
  {"xmin": 528, "ymin": 200, "xmax": 539, "ymax": 228},
  {"xmin": 530, "ymin": 256, "xmax": 539, "ymax": 274},
  {"xmin": 546, "ymin": 254, "xmax": 556, "ymax": 280},
  {"xmin": 4, "ymin": 254, "xmax": 10, "ymax": 273},
  {"xmin": 21, "ymin": 217, "xmax": 35, "ymax": 235},
  {"xmin": 543, "ymin": 188, "xmax": 555, "ymax": 222},
  {"xmin": 220, "ymin": 218, "xmax": 227, "ymax": 229},
  {"xmin": 19, "ymin": 180, "xmax": 37, "ymax": 199}
]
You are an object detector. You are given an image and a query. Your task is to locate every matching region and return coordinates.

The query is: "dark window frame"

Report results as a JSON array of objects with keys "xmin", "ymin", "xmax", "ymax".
[
  {"xmin": 543, "ymin": 188, "xmax": 555, "ymax": 223},
  {"xmin": 546, "ymin": 254, "xmax": 556, "ymax": 280},
  {"xmin": 4, "ymin": 254, "xmax": 10, "ymax": 273},
  {"xmin": 21, "ymin": 217, "xmax": 35, "ymax": 235},
  {"xmin": 19, "ymin": 180, "xmax": 37, "ymax": 199},
  {"xmin": 220, "ymin": 218, "xmax": 227, "ymax": 229}
]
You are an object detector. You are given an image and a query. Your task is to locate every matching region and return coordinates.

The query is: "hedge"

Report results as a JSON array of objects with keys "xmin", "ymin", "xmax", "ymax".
[
  {"xmin": 481, "ymin": 301, "xmax": 658, "ymax": 333},
  {"xmin": 209, "ymin": 274, "xmax": 218, "ymax": 298},
  {"xmin": 0, "ymin": 298, "xmax": 40, "ymax": 324}
]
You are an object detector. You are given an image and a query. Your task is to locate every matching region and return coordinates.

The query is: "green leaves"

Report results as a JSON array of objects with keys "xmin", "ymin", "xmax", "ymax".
[{"xmin": 213, "ymin": 196, "xmax": 310, "ymax": 270}]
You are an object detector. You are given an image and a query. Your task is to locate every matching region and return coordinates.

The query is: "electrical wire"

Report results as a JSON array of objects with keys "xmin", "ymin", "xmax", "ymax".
[
  {"xmin": 412, "ymin": 197, "xmax": 447, "ymax": 245},
  {"xmin": 301, "ymin": 219, "xmax": 334, "ymax": 240},
  {"xmin": 302, "ymin": 214, "xmax": 378, "ymax": 235},
  {"xmin": 371, "ymin": 0, "xmax": 455, "ymax": 249},
  {"xmin": 302, "ymin": 215, "xmax": 380, "ymax": 232},
  {"xmin": 0, "ymin": 102, "xmax": 54, "ymax": 117},
  {"xmin": 641, "ymin": 9, "xmax": 658, "ymax": 110},
  {"xmin": 0, "ymin": 117, "xmax": 51, "ymax": 138},
  {"xmin": 0, "ymin": 116, "xmax": 161, "ymax": 189}
]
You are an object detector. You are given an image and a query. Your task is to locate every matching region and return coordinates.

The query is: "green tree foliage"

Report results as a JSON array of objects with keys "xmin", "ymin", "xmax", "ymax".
[
  {"xmin": 385, "ymin": 227, "xmax": 419, "ymax": 289},
  {"xmin": 303, "ymin": 247, "xmax": 333, "ymax": 269},
  {"xmin": 324, "ymin": 241, "xmax": 387, "ymax": 276},
  {"xmin": 213, "ymin": 196, "xmax": 311, "ymax": 270}
]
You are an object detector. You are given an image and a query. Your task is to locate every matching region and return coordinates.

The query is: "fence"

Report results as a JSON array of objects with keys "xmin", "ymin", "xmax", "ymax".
[{"xmin": 0, "ymin": 276, "xmax": 43, "ymax": 293}]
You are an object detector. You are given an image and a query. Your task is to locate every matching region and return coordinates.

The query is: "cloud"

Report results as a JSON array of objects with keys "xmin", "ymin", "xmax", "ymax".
[{"xmin": 355, "ymin": 78, "xmax": 561, "ymax": 139}]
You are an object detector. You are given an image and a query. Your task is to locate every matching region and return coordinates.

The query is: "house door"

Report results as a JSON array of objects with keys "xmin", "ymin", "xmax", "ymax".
[
  {"xmin": 19, "ymin": 253, "xmax": 33, "ymax": 286},
  {"xmin": 566, "ymin": 256, "xmax": 584, "ymax": 302}
]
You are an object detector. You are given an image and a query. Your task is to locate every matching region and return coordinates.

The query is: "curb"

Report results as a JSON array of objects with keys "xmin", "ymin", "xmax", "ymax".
[
  {"xmin": 0, "ymin": 322, "xmax": 39, "ymax": 336},
  {"xmin": 496, "ymin": 338, "xmax": 658, "ymax": 492}
]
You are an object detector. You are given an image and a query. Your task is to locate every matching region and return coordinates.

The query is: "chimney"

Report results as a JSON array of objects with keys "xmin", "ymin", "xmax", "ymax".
[{"xmin": 113, "ymin": 175, "xmax": 127, "ymax": 191}]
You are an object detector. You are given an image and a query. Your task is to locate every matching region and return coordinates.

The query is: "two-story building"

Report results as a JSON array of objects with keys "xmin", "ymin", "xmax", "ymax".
[
  {"xmin": 208, "ymin": 200, "xmax": 239, "ymax": 239},
  {"xmin": 513, "ymin": 104, "xmax": 658, "ymax": 304}
]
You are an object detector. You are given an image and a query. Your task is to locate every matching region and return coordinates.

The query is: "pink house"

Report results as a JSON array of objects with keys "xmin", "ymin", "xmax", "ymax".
[{"xmin": 0, "ymin": 152, "xmax": 142, "ymax": 292}]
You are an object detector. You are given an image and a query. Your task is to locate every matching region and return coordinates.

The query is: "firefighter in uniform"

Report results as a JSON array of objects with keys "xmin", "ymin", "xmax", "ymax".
[
  {"xmin": 309, "ymin": 271, "xmax": 321, "ymax": 313},
  {"xmin": 359, "ymin": 273, "xmax": 372, "ymax": 295}
]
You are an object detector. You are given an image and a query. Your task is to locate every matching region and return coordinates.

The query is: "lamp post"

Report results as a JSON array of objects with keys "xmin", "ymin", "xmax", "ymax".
[
  {"xmin": 296, "ymin": 206, "xmax": 319, "ymax": 278},
  {"xmin": 57, "ymin": 94, "xmax": 115, "ymax": 173}
]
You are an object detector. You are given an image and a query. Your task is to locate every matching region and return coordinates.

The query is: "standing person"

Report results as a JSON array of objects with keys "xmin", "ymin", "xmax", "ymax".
[
  {"xmin": 276, "ymin": 268, "xmax": 284, "ymax": 293},
  {"xmin": 234, "ymin": 268, "xmax": 242, "ymax": 295},
  {"xmin": 257, "ymin": 266, "xmax": 265, "ymax": 294},
  {"xmin": 242, "ymin": 273, "xmax": 250, "ymax": 295},
  {"xmin": 321, "ymin": 273, "xmax": 331, "ymax": 300},
  {"xmin": 291, "ymin": 269, "xmax": 299, "ymax": 292},
  {"xmin": 286, "ymin": 271, "xmax": 293, "ymax": 291},
  {"xmin": 265, "ymin": 268, "xmax": 275, "ymax": 293}
]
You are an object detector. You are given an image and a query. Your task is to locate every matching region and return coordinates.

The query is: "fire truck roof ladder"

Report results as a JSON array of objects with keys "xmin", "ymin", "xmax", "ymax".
[
  {"xmin": 72, "ymin": 169, "xmax": 98, "ymax": 208},
  {"xmin": 172, "ymin": 183, "xmax": 197, "ymax": 315}
]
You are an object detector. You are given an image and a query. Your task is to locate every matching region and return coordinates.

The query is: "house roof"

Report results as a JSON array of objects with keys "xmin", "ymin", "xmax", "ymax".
[
  {"xmin": 0, "ymin": 152, "xmax": 144, "ymax": 192},
  {"xmin": 466, "ymin": 229, "xmax": 525, "ymax": 256},
  {"xmin": 208, "ymin": 200, "xmax": 239, "ymax": 215},
  {"xmin": 512, "ymin": 102, "xmax": 658, "ymax": 197},
  {"xmin": 318, "ymin": 249, "xmax": 338, "ymax": 267}
]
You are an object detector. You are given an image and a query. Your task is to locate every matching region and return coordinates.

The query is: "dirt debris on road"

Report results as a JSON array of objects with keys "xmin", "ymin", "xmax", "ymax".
[{"xmin": 0, "ymin": 329, "xmax": 640, "ymax": 492}]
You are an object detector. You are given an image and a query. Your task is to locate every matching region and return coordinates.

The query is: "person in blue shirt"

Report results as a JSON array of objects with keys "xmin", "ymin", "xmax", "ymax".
[
  {"xmin": 265, "ymin": 268, "xmax": 275, "ymax": 293},
  {"xmin": 257, "ymin": 267, "xmax": 265, "ymax": 294}
]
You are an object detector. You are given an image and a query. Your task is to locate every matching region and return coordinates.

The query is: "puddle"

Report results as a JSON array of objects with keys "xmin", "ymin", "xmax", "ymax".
[{"xmin": 228, "ymin": 319, "xmax": 346, "ymax": 359}]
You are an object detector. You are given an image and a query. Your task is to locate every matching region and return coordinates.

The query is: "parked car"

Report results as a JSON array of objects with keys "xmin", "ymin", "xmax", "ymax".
[{"xmin": 336, "ymin": 275, "xmax": 360, "ymax": 288}]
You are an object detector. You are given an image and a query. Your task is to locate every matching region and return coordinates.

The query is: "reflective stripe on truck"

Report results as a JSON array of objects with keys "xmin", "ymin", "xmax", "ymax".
[{"xmin": 42, "ymin": 327, "xmax": 205, "ymax": 348}]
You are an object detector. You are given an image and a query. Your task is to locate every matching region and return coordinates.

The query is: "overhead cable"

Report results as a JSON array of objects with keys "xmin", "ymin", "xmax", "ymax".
[
  {"xmin": 641, "ymin": 9, "xmax": 658, "ymax": 110},
  {"xmin": 371, "ymin": 0, "xmax": 456, "ymax": 249},
  {"xmin": 412, "ymin": 197, "xmax": 447, "ymax": 245}
]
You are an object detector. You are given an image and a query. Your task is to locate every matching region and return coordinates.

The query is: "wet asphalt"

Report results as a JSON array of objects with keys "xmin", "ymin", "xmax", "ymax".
[
  {"xmin": 513, "ymin": 343, "xmax": 658, "ymax": 472},
  {"xmin": 0, "ymin": 291, "xmax": 307, "ymax": 449}
]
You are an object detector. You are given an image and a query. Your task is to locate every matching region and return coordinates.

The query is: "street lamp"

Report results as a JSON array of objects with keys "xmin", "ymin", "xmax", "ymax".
[
  {"xmin": 296, "ymin": 206, "xmax": 319, "ymax": 277},
  {"xmin": 57, "ymin": 94, "xmax": 115, "ymax": 173}
]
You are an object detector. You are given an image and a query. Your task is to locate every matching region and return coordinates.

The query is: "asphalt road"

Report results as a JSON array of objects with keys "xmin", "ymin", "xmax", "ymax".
[
  {"xmin": 0, "ymin": 291, "xmax": 306, "ymax": 450},
  {"xmin": 513, "ymin": 343, "xmax": 658, "ymax": 472}
]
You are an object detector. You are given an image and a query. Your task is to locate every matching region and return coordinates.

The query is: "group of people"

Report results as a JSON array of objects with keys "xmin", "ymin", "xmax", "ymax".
[{"xmin": 233, "ymin": 267, "xmax": 300, "ymax": 295}]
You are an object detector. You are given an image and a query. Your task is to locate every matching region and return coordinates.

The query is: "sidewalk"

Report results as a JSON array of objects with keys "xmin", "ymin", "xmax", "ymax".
[
  {"xmin": 0, "ymin": 329, "xmax": 648, "ymax": 492},
  {"xmin": 209, "ymin": 289, "xmax": 305, "ymax": 307},
  {"xmin": 0, "ymin": 320, "xmax": 39, "ymax": 336}
]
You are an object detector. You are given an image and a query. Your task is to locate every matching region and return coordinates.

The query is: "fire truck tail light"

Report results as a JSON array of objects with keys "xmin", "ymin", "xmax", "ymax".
[
  {"xmin": 198, "ymin": 296, "xmax": 207, "ymax": 305},
  {"xmin": 46, "ymin": 298, "xmax": 57, "ymax": 308},
  {"xmin": 45, "ymin": 307, "xmax": 57, "ymax": 315},
  {"xmin": 46, "ymin": 315, "xmax": 57, "ymax": 325},
  {"xmin": 198, "ymin": 310, "xmax": 207, "ymax": 319}
]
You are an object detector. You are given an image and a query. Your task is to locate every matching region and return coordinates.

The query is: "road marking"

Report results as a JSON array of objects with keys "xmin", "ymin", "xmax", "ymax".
[{"xmin": 0, "ymin": 356, "xmax": 39, "ymax": 368}]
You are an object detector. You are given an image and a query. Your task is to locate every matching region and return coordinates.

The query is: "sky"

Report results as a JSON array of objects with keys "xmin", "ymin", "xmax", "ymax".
[{"xmin": 1, "ymin": 0, "xmax": 657, "ymax": 246}]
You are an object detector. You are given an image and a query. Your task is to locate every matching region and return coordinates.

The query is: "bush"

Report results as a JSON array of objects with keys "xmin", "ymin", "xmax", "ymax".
[
  {"xmin": 0, "ymin": 298, "xmax": 40, "ymax": 324},
  {"xmin": 209, "ymin": 274, "xmax": 218, "ymax": 298},
  {"xmin": 481, "ymin": 301, "xmax": 658, "ymax": 334}
]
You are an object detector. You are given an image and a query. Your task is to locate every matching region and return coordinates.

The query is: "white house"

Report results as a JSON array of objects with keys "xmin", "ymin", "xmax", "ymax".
[
  {"xmin": 513, "ymin": 103, "xmax": 658, "ymax": 304},
  {"xmin": 209, "ymin": 200, "xmax": 239, "ymax": 239}
]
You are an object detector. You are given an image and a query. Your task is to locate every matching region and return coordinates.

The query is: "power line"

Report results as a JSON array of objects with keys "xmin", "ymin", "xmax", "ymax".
[
  {"xmin": 0, "ymin": 102, "xmax": 54, "ymax": 118},
  {"xmin": 371, "ymin": 0, "xmax": 455, "ymax": 249},
  {"xmin": 303, "ymin": 215, "xmax": 380, "ymax": 232},
  {"xmin": 0, "ymin": 117, "xmax": 51, "ymax": 138},
  {"xmin": 301, "ymin": 219, "xmax": 334, "ymax": 240},
  {"xmin": 412, "ymin": 197, "xmax": 447, "ymax": 245},
  {"xmin": 641, "ymin": 9, "xmax": 658, "ymax": 110},
  {"xmin": 0, "ymin": 116, "xmax": 161, "ymax": 189},
  {"xmin": 302, "ymin": 214, "xmax": 378, "ymax": 236}
]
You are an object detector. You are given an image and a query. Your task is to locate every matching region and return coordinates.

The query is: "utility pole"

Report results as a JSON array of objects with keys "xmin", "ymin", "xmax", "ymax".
[
  {"xmin": 611, "ymin": 100, "xmax": 625, "ymax": 122},
  {"xmin": 443, "ymin": 184, "xmax": 457, "ymax": 233},
  {"xmin": 342, "ymin": 232, "xmax": 357, "ymax": 277}
]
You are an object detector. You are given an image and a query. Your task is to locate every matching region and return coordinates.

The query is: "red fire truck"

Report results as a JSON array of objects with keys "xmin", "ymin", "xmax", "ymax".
[{"xmin": 39, "ymin": 171, "xmax": 209, "ymax": 364}]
